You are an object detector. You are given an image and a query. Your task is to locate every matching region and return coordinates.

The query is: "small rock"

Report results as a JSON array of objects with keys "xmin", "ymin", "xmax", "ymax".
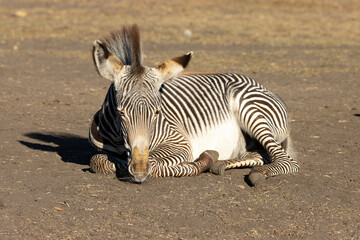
[
  {"xmin": 53, "ymin": 206, "xmax": 64, "ymax": 211},
  {"xmin": 15, "ymin": 10, "xmax": 27, "ymax": 18},
  {"xmin": 184, "ymin": 29, "xmax": 192, "ymax": 37}
]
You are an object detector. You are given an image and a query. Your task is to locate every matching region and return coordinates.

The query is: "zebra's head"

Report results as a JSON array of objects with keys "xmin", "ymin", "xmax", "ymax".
[{"xmin": 92, "ymin": 25, "xmax": 192, "ymax": 183}]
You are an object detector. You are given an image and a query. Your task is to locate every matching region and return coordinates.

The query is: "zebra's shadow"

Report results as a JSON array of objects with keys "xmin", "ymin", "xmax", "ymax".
[
  {"xmin": 19, "ymin": 132, "xmax": 96, "ymax": 168},
  {"xmin": 19, "ymin": 132, "xmax": 133, "ymax": 181}
]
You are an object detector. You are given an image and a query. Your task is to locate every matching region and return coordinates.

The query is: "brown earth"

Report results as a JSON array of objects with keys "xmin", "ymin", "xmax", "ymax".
[{"xmin": 1, "ymin": 0, "xmax": 359, "ymax": 239}]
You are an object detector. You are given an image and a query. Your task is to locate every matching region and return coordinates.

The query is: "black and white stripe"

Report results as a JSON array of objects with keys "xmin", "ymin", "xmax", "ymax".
[{"xmin": 90, "ymin": 72, "xmax": 298, "ymax": 179}]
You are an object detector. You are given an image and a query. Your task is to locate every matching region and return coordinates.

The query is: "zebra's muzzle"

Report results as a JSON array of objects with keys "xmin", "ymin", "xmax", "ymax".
[{"xmin": 128, "ymin": 146, "xmax": 151, "ymax": 183}]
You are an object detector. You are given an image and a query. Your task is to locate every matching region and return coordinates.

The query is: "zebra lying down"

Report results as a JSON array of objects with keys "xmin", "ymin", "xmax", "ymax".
[{"xmin": 88, "ymin": 24, "xmax": 299, "ymax": 186}]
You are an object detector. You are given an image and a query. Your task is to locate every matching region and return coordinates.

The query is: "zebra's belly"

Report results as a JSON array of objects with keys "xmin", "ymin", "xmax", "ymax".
[{"xmin": 188, "ymin": 117, "xmax": 245, "ymax": 161}]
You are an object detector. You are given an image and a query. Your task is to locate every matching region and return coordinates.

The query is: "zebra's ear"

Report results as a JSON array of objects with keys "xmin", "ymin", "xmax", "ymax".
[
  {"xmin": 93, "ymin": 40, "xmax": 124, "ymax": 81},
  {"xmin": 156, "ymin": 51, "xmax": 193, "ymax": 81}
]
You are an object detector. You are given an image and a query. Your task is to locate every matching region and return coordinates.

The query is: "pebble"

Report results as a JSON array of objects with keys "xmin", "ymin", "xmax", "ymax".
[
  {"xmin": 184, "ymin": 29, "xmax": 192, "ymax": 37},
  {"xmin": 15, "ymin": 10, "xmax": 27, "ymax": 18}
]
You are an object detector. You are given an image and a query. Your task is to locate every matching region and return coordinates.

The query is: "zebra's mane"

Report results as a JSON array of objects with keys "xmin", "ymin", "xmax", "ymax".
[{"xmin": 101, "ymin": 24, "xmax": 143, "ymax": 68}]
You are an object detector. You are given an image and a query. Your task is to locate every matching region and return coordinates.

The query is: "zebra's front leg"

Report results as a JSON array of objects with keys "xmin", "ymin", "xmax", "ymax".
[
  {"xmin": 150, "ymin": 150, "xmax": 218, "ymax": 178},
  {"xmin": 90, "ymin": 154, "xmax": 116, "ymax": 174},
  {"xmin": 210, "ymin": 151, "xmax": 269, "ymax": 175},
  {"xmin": 90, "ymin": 153, "xmax": 128, "ymax": 175}
]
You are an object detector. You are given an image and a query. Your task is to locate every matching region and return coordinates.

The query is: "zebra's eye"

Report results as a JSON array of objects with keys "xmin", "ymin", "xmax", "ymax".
[
  {"xmin": 155, "ymin": 109, "xmax": 161, "ymax": 115},
  {"xmin": 119, "ymin": 110, "xmax": 126, "ymax": 116}
]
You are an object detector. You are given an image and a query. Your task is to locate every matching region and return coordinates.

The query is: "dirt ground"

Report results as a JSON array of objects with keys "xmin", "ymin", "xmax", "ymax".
[{"xmin": 1, "ymin": 0, "xmax": 359, "ymax": 239}]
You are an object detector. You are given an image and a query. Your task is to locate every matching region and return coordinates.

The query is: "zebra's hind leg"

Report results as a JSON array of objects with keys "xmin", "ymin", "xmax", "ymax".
[
  {"xmin": 248, "ymin": 136, "xmax": 299, "ymax": 187},
  {"xmin": 210, "ymin": 151, "xmax": 269, "ymax": 175},
  {"xmin": 90, "ymin": 154, "xmax": 116, "ymax": 175}
]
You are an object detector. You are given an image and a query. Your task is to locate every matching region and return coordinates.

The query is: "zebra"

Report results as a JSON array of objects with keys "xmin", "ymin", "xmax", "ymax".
[{"xmin": 88, "ymin": 24, "xmax": 299, "ymax": 186}]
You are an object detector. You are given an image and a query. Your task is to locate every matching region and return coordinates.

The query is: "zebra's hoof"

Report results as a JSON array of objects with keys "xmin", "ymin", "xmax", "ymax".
[
  {"xmin": 248, "ymin": 166, "xmax": 268, "ymax": 187},
  {"xmin": 204, "ymin": 150, "xmax": 219, "ymax": 161},
  {"xmin": 90, "ymin": 154, "xmax": 116, "ymax": 175},
  {"xmin": 210, "ymin": 161, "xmax": 225, "ymax": 175},
  {"xmin": 198, "ymin": 150, "xmax": 219, "ymax": 171}
]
